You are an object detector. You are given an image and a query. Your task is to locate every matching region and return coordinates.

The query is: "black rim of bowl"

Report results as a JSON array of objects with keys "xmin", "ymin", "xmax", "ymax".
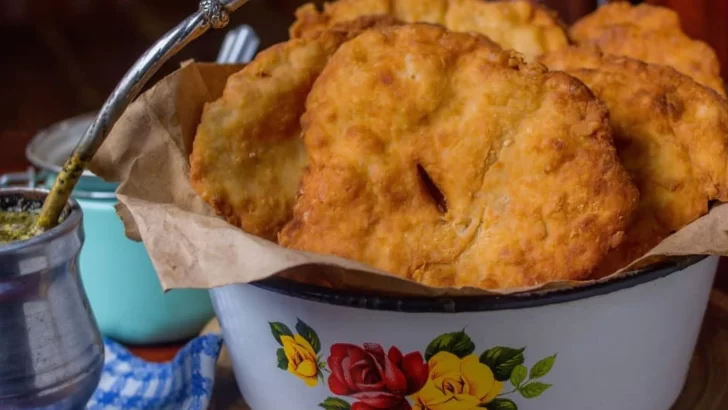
[{"xmin": 250, "ymin": 255, "xmax": 708, "ymax": 313}]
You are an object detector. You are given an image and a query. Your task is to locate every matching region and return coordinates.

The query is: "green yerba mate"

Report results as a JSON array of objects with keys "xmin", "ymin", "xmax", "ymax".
[{"xmin": 0, "ymin": 209, "xmax": 40, "ymax": 243}]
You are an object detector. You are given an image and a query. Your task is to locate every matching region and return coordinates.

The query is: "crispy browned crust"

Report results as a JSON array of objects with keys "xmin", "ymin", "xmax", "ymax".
[
  {"xmin": 444, "ymin": 0, "xmax": 569, "ymax": 59},
  {"xmin": 189, "ymin": 16, "xmax": 401, "ymax": 240},
  {"xmin": 278, "ymin": 24, "xmax": 639, "ymax": 289},
  {"xmin": 541, "ymin": 46, "xmax": 728, "ymax": 274},
  {"xmin": 570, "ymin": 2, "xmax": 681, "ymax": 39},
  {"xmin": 290, "ymin": 0, "xmax": 446, "ymax": 39},
  {"xmin": 569, "ymin": 2, "xmax": 725, "ymax": 96},
  {"xmin": 290, "ymin": 0, "xmax": 569, "ymax": 60}
]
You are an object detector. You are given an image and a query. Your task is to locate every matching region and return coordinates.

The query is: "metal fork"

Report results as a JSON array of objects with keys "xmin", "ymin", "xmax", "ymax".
[{"xmin": 217, "ymin": 24, "xmax": 260, "ymax": 64}]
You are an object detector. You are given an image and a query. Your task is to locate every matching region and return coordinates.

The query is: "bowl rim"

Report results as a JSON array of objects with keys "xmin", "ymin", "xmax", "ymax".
[{"xmin": 249, "ymin": 255, "xmax": 708, "ymax": 313}]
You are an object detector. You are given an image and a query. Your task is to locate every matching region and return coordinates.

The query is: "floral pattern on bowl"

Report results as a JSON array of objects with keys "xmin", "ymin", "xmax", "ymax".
[{"xmin": 270, "ymin": 318, "xmax": 556, "ymax": 410}]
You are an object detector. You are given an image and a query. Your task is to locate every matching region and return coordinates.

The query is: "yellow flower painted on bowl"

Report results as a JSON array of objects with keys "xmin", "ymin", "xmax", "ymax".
[
  {"xmin": 411, "ymin": 351, "xmax": 504, "ymax": 410},
  {"xmin": 281, "ymin": 334, "xmax": 320, "ymax": 386},
  {"xmin": 271, "ymin": 319, "xmax": 324, "ymax": 388}
]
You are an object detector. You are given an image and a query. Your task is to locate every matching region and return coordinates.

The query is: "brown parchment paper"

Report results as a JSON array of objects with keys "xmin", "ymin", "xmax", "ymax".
[{"xmin": 90, "ymin": 61, "xmax": 728, "ymax": 296}]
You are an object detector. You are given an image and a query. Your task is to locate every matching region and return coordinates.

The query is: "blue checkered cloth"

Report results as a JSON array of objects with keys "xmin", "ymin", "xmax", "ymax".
[{"xmin": 86, "ymin": 334, "xmax": 224, "ymax": 410}]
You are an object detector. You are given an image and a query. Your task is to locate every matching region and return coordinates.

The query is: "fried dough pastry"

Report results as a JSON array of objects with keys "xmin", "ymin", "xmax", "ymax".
[
  {"xmin": 569, "ymin": 3, "xmax": 724, "ymax": 95},
  {"xmin": 189, "ymin": 16, "xmax": 400, "ymax": 240},
  {"xmin": 570, "ymin": 2, "xmax": 681, "ymax": 37},
  {"xmin": 278, "ymin": 24, "xmax": 639, "ymax": 289},
  {"xmin": 541, "ymin": 46, "xmax": 728, "ymax": 274},
  {"xmin": 291, "ymin": 0, "xmax": 446, "ymax": 36},
  {"xmin": 290, "ymin": 0, "xmax": 569, "ymax": 60}
]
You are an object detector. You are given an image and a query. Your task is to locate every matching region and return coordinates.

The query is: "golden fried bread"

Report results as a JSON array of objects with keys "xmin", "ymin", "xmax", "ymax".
[
  {"xmin": 541, "ymin": 46, "xmax": 728, "ymax": 274},
  {"xmin": 576, "ymin": 26, "xmax": 723, "ymax": 95},
  {"xmin": 279, "ymin": 24, "xmax": 639, "ymax": 289},
  {"xmin": 444, "ymin": 0, "xmax": 568, "ymax": 59},
  {"xmin": 569, "ymin": 3, "xmax": 724, "ymax": 95},
  {"xmin": 189, "ymin": 16, "xmax": 400, "ymax": 240},
  {"xmin": 291, "ymin": 0, "xmax": 447, "ymax": 38},
  {"xmin": 290, "ymin": 0, "xmax": 569, "ymax": 59},
  {"xmin": 570, "ymin": 2, "xmax": 681, "ymax": 38}
]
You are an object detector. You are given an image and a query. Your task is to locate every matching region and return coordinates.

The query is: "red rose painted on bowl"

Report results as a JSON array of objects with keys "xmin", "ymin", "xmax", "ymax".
[{"xmin": 327, "ymin": 343, "xmax": 428, "ymax": 410}]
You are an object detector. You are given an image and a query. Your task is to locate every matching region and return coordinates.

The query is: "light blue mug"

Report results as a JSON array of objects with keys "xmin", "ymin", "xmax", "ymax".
[{"xmin": 2, "ymin": 113, "xmax": 214, "ymax": 344}]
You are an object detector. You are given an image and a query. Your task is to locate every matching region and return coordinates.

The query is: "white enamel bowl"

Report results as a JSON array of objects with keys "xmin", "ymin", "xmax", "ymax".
[{"xmin": 211, "ymin": 255, "xmax": 716, "ymax": 410}]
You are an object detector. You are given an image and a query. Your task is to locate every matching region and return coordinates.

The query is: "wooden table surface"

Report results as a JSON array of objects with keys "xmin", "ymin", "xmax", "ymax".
[{"xmin": 2, "ymin": 0, "xmax": 728, "ymax": 361}]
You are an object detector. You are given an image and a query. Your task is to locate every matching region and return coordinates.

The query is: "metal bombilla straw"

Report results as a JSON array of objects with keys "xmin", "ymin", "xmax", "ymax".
[{"xmin": 32, "ymin": 0, "xmax": 251, "ymax": 233}]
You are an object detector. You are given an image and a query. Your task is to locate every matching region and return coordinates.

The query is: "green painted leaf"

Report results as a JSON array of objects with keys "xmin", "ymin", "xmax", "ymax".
[
  {"xmin": 480, "ymin": 346, "xmax": 525, "ymax": 381},
  {"xmin": 296, "ymin": 318, "xmax": 321, "ymax": 353},
  {"xmin": 519, "ymin": 382, "xmax": 552, "ymax": 399},
  {"xmin": 510, "ymin": 364, "xmax": 527, "ymax": 387},
  {"xmin": 276, "ymin": 348, "xmax": 289, "ymax": 370},
  {"xmin": 319, "ymin": 360, "xmax": 330, "ymax": 374},
  {"xmin": 424, "ymin": 330, "xmax": 475, "ymax": 361},
  {"xmin": 319, "ymin": 397, "xmax": 352, "ymax": 410},
  {"xmin": 269, "ymin": 322, "xmax": 293, "ymax": 345},
  {"xmin": 484, "ymin": 398, "xmax": 518, "ymax": 410},
  {"xmin": 529, "ymin": 354, "xmax": 557, "ymax": 379}
]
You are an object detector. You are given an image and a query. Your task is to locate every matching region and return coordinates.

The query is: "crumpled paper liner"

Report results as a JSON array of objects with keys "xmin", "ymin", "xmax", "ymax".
[{"xmin": 90, "ymin": 61, "xmax": 728, "ymax": 296}]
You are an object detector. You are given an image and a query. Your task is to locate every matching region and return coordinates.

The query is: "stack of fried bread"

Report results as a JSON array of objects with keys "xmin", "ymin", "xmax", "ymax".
[{"xmin": 189, "ymin": 1, "xmax": 728, "ymax": 291}]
